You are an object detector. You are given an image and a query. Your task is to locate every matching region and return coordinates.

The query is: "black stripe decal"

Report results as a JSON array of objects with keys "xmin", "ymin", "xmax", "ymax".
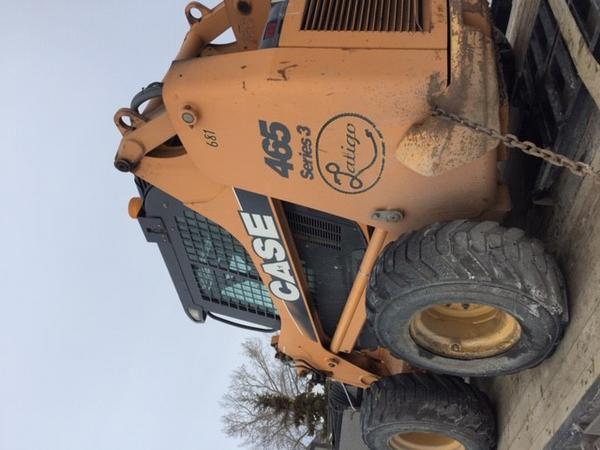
[{"xmin": 235, "ymin": 189, "xmax": 317, "ymax": 341}]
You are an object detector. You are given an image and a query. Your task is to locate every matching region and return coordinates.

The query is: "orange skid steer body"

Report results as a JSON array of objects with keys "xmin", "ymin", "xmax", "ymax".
[{"xmin": 114, "ymin": 0, "xmax": 509, "ymax": 388}]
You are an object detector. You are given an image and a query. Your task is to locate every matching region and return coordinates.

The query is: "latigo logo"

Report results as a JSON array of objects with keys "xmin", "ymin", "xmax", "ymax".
[{"xmin": 316, "ymin": 113, "xmax": 385, "ymax": 194}]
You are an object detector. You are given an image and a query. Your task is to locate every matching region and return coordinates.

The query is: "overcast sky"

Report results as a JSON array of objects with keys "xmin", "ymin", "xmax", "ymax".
[{"xmin": 0, "ymin": 2, "xmax": 257, "ymax": 449}]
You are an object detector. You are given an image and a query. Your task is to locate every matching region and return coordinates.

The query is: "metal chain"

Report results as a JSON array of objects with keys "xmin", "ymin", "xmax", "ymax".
[{"xmin": 431, "ymin": 106, "xmax": 600, "ymax": 184}]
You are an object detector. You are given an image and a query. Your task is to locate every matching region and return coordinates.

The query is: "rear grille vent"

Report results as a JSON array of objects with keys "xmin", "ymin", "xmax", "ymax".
[
  {"xmin": 285, "ymin": 211, "xmax": 343, "ymax": 250},
  {"xmin": 301, "ymin": 0, "xmax": 424, "ymax": 32}
]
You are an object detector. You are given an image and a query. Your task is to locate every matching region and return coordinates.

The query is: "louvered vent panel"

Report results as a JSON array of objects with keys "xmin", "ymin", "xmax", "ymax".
[
  {"xmin": 285, "ymin": 210, "xmax": 343, "ymax": 250},
  {"xmin": 301, "ymin": 0, "xmax": 424, "ymax": 32}
]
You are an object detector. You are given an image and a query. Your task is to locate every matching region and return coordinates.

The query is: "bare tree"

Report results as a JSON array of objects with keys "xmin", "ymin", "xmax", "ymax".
[{"xmin": 221, "ymin": 338, "xmax": 326, "ymax": 450}]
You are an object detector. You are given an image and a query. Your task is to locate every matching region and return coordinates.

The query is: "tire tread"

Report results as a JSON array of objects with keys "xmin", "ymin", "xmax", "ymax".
[
  {"xmin": 367, "ymin": 220, "xmax": 568, "ymax": 376},
  {"xmin": 361, "ymin": 373, "xmax": 496, "ymax": 450}
]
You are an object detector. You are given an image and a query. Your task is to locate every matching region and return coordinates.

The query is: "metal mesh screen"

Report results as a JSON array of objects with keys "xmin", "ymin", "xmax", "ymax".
[{"xmin": 175, "ymin": 210, "xmax": 278, "ymax": 319}]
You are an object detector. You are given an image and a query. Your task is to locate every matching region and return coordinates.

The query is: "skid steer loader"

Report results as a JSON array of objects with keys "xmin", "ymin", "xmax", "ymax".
[{"xmin": 113, "ymin": 1, "xmax": 568, "ymax": 448}]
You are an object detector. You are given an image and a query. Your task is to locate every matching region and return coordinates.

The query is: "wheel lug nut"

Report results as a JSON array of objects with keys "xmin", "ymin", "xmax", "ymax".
[
  {"xmin": 451, "ymin": 343, "xmax": 461, "ymax": 352},
  {"xmin": 462, "ymin": 303, "xmax": 470, "ymax": 310}
]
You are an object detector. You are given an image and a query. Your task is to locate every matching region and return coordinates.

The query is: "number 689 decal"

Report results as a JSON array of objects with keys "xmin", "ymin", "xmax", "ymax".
[{"xmin": 259, "ymin": 120, "xmax": 294, "ymax": 178}]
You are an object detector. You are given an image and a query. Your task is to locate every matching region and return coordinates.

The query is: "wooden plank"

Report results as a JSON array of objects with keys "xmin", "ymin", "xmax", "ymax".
[
  {"xmin": 547, "ymin": 0, "xmax": 600, "ymax": 110},
  {"xmin": 492, "ymin": 108, "xmax": 600, "ymax": 449},
  {"xmin": 506, "ymin": 0, "xmax": 542, "ymax": 70}
]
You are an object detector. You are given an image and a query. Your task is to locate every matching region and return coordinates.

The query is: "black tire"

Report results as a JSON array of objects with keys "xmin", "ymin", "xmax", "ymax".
[
  {"xmin": 367, "ymin": 221, "xmax": 568, "ymax": 377},
  {"xmin": 328, "ymin": 383, "xmax": 362, "ymax": 412},
  {"xmin": 361, "ymin": 373, "xmax": 496, "ymax": 450}
]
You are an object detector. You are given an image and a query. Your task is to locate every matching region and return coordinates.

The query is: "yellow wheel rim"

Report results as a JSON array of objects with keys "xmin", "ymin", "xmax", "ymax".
[
  {"xmin": 389, "ymin": 432, "xmax": 465, "ymax": 450},
  {"xmin": 410, "ymin": 303, "xmax": 522, "ymax": 359}
]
